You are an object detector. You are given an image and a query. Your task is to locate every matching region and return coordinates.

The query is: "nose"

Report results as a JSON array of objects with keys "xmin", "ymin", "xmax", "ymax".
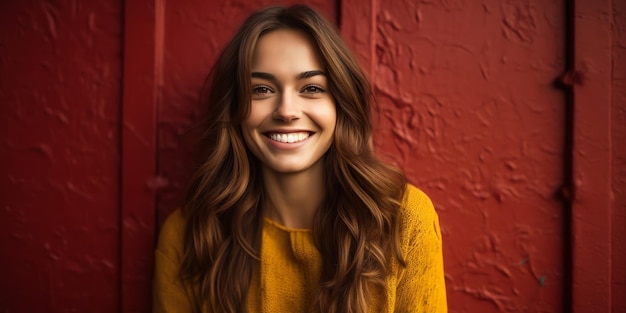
[{"xmin": 273, "ymin": 90, "xmax": 300, "ymax": 122}]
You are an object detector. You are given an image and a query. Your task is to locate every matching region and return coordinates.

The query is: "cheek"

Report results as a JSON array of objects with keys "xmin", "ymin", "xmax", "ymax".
[
  {"xmin": 241, "ymin": 111, "xmax": 260, "ymax": 147},
  {"xmin": 317, "ymin": 103, "xmax": 337, "ymax": 129},
  {"xmin": 242, "ymin": 105, "xmax": 265, "ymax": 132}
]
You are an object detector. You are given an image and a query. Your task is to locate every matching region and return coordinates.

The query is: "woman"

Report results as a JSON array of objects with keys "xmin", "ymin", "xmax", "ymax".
[{"xmin": 153, "ymin": 4, "xmax": 446, "ymax": 313}]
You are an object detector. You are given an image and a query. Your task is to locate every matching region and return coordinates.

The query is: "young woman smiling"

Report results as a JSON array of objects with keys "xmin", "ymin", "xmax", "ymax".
[{"xmin": 153, "ymin": 5, "xmax": 447, "ymax": 313}]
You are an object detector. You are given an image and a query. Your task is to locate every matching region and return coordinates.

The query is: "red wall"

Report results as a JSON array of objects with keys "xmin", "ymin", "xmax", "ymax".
[
  {"xmin": 1, "ymin": 0, "xmax": 624, "ymax": 312},
  {"xmin": 0, "ymin": 1, "xmax": 122, "ymax": 312}
]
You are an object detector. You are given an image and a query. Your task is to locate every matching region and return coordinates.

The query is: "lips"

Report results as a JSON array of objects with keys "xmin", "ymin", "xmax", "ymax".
[{"xmin": 264, "ymin": 131, "xmax": 312, "ymax": 143}]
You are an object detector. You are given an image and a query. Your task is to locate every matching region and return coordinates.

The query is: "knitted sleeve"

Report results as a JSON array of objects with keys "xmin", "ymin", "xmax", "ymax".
[
  {"xmin": 153, "ymin": 209, "xmax": 194, "ymax": 313},
  {"xmin": 395, "ymin": 185, "xmax": 448, "ymax": 312}
]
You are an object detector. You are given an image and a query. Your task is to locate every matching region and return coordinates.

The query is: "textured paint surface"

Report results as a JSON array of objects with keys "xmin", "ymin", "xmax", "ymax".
[
  {"xmin": 155, "ymin": 0, "xmax": 336, "ymax": 225},
  {"xmin": 120, "ymin": 0, "xmax": 162, "ymax": 312},
  {"xmin": 343, "ymin": 1, "xmax": 567, "ymax": 312},
  {"xmin": 0, "ymin": 1, "xmax": 122, "ymax": 312},
  {"xmin": 612, "ymin": 0, "xmax": 626, "ymax": 312}
]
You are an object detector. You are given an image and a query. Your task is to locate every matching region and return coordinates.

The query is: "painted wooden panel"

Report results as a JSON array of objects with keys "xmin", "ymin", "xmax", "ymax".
[
  {"xmin": 611, "ymin": 1, "xmax": 626, "ymax": 312},
  {"xmin": 570, "ymin": 0, "xmax": 613, "ymax": 311}
]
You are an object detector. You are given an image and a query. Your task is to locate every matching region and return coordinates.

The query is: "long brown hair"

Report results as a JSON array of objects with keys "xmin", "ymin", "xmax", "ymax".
[{"xmin": 180, "ymin": 5, "xmax": 407, "ymax": 313}]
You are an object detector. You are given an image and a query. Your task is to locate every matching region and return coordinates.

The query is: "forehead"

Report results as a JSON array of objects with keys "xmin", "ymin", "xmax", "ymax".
[{"xmin": 251, "ymin": 29, "xmax": 324, "ymax": 73}]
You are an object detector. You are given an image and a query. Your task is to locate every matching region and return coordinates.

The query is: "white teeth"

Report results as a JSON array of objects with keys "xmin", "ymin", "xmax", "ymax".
[{"xmin": 268, "ymin": 132, "xmax": 310, "ymax": 143}]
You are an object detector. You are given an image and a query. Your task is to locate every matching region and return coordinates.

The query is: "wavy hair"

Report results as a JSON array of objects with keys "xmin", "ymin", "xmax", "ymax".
[{"xmin": 180, "ymin": 5, "xmax": 407, "ymax": 313}]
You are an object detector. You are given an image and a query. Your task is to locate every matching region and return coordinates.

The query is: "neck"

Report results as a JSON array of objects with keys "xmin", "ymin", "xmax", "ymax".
[{"xmin": 261, "ymin": 159, "xmax": 326, "ymax": 229}]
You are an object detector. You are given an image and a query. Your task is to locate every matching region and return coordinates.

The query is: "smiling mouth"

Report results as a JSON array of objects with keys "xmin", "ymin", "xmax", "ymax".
[{"xmin": 265, "ymin": 132, "xmax": 313, "ymax": 143}]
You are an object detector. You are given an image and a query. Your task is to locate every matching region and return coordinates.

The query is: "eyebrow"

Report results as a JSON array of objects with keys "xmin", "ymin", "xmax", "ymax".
[
  {"xmin": 251, "ymin": 70, "xmax": 327, "ymax": 82},
  {"xmin": 297, "ymin": 70, "xmax": 327, "ymax": 79}
]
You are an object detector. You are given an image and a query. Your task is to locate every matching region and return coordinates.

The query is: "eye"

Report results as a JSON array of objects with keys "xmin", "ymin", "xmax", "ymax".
[
  {"xmin": 301, "ymin": 84, "xmax": 325, "ymax": 94},
  {"xmin": 252, "ymin": 85, "xmax": 274, "ymax": 94}
]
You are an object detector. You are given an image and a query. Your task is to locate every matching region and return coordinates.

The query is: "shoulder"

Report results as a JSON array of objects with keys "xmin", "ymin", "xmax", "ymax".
[
  {"xmin": 156, "ymin": 208, "xmax": 187, "ymax": 261},
  {"xmin": 399, "ymin": 184, "xmax": 437, "ymax": 227},
  {"xmin": 393, "ymin": 185, "xmax": 447, "ymax": 311},
  {"xmin": 398, "ymin": 184, "xmax": 441, "ymax": 247}
]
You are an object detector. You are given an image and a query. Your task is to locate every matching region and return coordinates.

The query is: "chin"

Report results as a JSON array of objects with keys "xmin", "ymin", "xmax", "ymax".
[
  {"xmin": 265, "ymin": 163, "xmax": 312, "ymax": 174},
  {"xmin": 261, "ymin": 156, "xmax": 325, "ymax": 175}
]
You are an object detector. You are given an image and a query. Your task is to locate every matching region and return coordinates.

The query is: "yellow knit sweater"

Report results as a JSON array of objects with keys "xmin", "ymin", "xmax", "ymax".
[{"xmin": 153, "ymin": 185, "xmax": 447, "ymax": 312}]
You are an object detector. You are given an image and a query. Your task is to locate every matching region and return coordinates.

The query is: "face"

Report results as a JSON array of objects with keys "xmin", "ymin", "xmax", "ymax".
[{"xmin": 241, "ymin": 29, "xmax": 336, "ymax": 174}]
